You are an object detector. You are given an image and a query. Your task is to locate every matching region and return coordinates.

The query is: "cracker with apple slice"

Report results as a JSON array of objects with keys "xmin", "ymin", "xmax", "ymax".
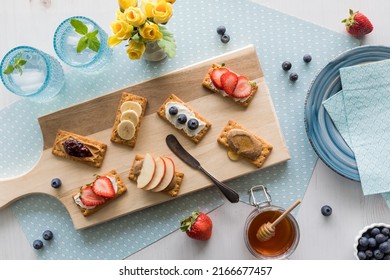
[{"xmin": 129, "ymin": 153, "xmax": 184, "ymax": 197}]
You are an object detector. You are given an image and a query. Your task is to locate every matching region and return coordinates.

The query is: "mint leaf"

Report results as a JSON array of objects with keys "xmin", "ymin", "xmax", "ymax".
[
  {"xmin": 3, "ymin": 65, "xmax": 14, "ymax": 75},
  {"xmin": 88, "ymin": 36, "xmax": 100, "ymax": 52},
  {"xmin": 71, "ymin": 18, "xmax": 88, "ymax": 35},
  {"xmin": 15, "ymin": 65, "xmax": 23, "ymax": 75},
  {"xmin": 14, "ymin": 52, "xmax": 23, "ymax": 64},
  {"xmin": 76, "ymin": 36, "xmax": 88, "ymax": 53},
  {"xmin": 157, "ymin": 25, "xmax": 176, "ymax": 59},
  {"xmin": 86, "ymin": 29, "xmax": 99, "ymax": 39},
  {"xmin": 19, "ymin": 60, "xmax": 27, "ymax": 66}
]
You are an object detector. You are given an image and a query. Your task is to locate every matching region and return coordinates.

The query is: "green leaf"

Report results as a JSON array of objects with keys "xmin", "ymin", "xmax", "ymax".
[
  {"xmin": 157, "ymin": 25, "xmax": 176, "ymax": 59},
  {"xmin": 15, "ymin": 65, "xmax": 23, "ymax": 75},
  {"xmin": 131, "ymin": 33, "xmax": 142, "ymax": 43},
  {"xmin": 70, "ymin": 18, "xmax": 88, "ymax": 35},
  {"xmin": 88, "ymin": 36, "xmax": 100, "ymax": 52},
  {"xmin": 18, "ymin": 60, "xmax": 27, "ymax": 66},
  {"xmin": 76, "ymin": 36, "xmax": 88, "ymax": 53},
  {"xmin": 3, "ymin": 65, "xmax": 14, "ymax": 75},
  {"xmin": 86, "ymin": 29, "xmax": 99, "ymax": 39},
  {"xmin": 14, "ymin": 52, "xmax": 23, "ymax": 64}
]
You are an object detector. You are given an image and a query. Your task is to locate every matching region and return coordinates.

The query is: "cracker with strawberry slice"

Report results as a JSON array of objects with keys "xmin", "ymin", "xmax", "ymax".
[
  {"xmin": 202, "ymin": 63, "xmax": 258, "ymax": 107},
  {"xmin": 73, "ymin": 169, "xmax": 127, "ymax": 216}
]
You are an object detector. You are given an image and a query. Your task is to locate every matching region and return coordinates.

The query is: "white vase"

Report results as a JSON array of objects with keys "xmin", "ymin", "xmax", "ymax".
[{"xmin": 143, "ymin": 41, "xmax": 167, "ymax": 62}]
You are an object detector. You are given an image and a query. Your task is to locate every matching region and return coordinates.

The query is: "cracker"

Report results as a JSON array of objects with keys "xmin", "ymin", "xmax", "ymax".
[
  {"xmin": 73, "ymin": 169, "xmax": 127, "ymax": 217},
  {"xmin": 51, "ymin": 129, "xmax": 107, "ymax": 168},
  {"xmin": 217, "ymin": 120, "xmax": 272, "ymax": 168},
  {"xmin": 157, "ymin": 93, "xmax": 211, "ymax": 143},
  {"xmin": 202, "ymin": 63, "xmax": 258, "ymax": 107},
  {"xmin": 110, "ymin": 92, "xmax": 148, "ymax": 147},
  {"xmin": 128, "ymin": 154, "xmax": 184, "ymax": 197}
]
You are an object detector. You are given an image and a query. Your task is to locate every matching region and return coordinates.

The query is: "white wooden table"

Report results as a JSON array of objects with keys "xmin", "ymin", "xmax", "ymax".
[{"xmin": 1, "ymin": 0, "xmax": 389, "ymax": 260}]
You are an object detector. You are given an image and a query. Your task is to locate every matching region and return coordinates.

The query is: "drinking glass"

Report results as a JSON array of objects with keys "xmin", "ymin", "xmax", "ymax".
[
  {"xmin": 0, "ymin": 46, "xmax": 64, "ymax": 102},
  {"xmin": 53, "ymin": 16, "xmax": 112, "ymax": 72}
]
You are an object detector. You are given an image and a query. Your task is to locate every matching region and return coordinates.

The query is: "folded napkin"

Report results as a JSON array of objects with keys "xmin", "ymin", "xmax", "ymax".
[{"xmin": 322, "ymin": 59, "xmax": 390, "ymax": 204}]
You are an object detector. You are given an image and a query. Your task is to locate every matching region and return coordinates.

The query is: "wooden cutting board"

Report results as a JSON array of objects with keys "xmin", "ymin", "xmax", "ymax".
[{"xmin": 0, "ymin": 45, "xmax": 290, "ymax": 229}]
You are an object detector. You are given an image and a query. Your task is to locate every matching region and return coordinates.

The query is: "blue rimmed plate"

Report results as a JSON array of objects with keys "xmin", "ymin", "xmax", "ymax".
[{"xmin": 304, "ymin": 45, "xmax": 390, "ymax": 181}]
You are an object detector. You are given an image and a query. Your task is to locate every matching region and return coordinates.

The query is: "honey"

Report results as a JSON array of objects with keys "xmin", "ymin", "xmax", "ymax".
[{"xmin": 245, "ymin": 209, "xmax": 297, "ymax": 258}]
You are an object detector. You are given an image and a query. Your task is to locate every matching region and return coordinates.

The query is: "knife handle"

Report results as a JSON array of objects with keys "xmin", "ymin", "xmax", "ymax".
[{"xmin": 198, "ymin": 166, "xmax": 240, "ymax": 203}]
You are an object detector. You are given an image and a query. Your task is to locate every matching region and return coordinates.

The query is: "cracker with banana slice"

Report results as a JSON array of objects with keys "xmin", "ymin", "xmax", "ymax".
[{"xmin": 110, "ymin": 92, "xmax": 148, "ymax": 147}]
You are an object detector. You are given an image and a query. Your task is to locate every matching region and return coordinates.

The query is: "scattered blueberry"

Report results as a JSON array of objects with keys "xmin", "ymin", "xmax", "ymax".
[
  {"xmin": 371, "ymin": 227, "xmax": 381, "ymax": 237},
  {"xmin": 51, "ymin": 178, "xmax": 62, "ymax": 189},
  {"xmin": 282, "ymin": 61, "xmax": 292, "ymax": 71},
  {"xmin": 221, "ymin": 34, "xmax": 230, "ymax": 44},
  {"xmin": 187, "ymin": 118, "xmax": 199, "ymax": 130},
  {"xmin": 168, "ymin": 106, "xmax": 178, "ymax": 116},
  {"xmin": 368, "ymin": 237, "xmax": 377, "ymax": 248},
  {"xmin": 374, "ymin": 249, "xmax": 384, "ymax": 260},
  {"xmin": 303, "ymin": 54, "xmax": 312, "ymax": 63},
  {"xmin": 379, "ymin": 242, "xmax": 390, "ymax": 253},
  {"xmin": 216, "ymin": 25, "xmax": 226, "ymax": 35},
  {"xmin": 359, "ymin": 237, "xmax": 369, "ymax": 247},
  {"xmin": 177, "ymin": 114, "xmax": 187, "ymax": 124},
  {"xmin": 357, "ymin": 251, "xmax": 366, "ymax": 260},
  {"xmin": 289, "ymin": 72, "xmax": 299, "ymax": 82},
  {"xmin": 321, "ymin": 205, "xmax": 332, "ymax": 216},
  {"xmin": 43, "ymin": 230, "xmax": 54, "ymax": 241},
  {"xmin": 33, "ymin": 240, "xmax": 43, "ymax": 250},
  {"xmin": 381, "ymin": 227, "xmax": 390, "ymax": 236},
  {"xmin": 375, "ymin": 233, "xmax": 388, "ymax": 244},
  {"xmin": 365, "ymin": 249, "xmax": 373, "ymax": 258}
]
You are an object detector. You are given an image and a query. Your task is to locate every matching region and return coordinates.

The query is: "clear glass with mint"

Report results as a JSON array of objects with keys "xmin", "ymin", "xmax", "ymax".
[{"xmin": 53, "ymin": 16, "xmax": 112, "ymax": 72}]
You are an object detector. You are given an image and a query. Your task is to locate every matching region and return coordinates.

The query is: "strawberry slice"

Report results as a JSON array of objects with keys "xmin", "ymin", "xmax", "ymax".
[
  {"xmin": 221, "ymin": 71, "xmax": 238, "ymax": 96},
  {"xmin": 92, "ymin": 176, "xmax": 115, "ymax": 198},
  {"xmin": 210, "ymin": 67, "xmax": 229, "ymax": 89},
  {"xmin": 80, "ymin": 186, "xmax": 106, "ymax": 206},
  {"xmin": 232, "ymin": 76, "xmax": 254, "ymax": 99}
]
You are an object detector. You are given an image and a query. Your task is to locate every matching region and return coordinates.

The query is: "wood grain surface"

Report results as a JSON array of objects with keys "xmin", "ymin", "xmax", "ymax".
[{"xmin": 0, "ymin": 45, "xmax": 290, "ymax": 229}]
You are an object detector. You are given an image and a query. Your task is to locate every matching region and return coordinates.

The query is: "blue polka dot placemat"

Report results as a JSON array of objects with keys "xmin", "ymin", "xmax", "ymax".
[{"xmin": 1, "ymin": 0, "xmax": 358, "ymax": 259}]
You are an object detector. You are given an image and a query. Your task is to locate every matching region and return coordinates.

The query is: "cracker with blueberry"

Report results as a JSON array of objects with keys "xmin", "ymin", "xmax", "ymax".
[{"xmin": 157, "ymin": 94, "xmax": 211, "ymax": 143}]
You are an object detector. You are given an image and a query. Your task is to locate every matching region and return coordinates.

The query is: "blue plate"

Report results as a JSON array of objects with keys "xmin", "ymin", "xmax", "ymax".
[{"xmin": 304, "ymin": 45, "xmax": 390, "ymax": 181}]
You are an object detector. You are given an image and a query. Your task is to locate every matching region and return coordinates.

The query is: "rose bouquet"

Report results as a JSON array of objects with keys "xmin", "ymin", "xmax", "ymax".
[{"xmin": 108, "ymin": 0, "xmax": 176, "ymax": 60}]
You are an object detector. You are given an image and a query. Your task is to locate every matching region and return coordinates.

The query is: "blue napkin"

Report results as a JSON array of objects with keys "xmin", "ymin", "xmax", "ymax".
[{"xmin": 323, "ymin": 59, "xmax": 390, "ymax": 206}]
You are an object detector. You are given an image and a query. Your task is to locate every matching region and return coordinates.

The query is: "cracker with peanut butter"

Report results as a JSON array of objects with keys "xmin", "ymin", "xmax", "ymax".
[
  {"xmin": 52, "ymin": 129, "xmax": 107, "ymax": 168},
  {"xmin": 157, "ymin": 94, "xmax": 211, "ymax": 144},
  {"xmin": 217, "ymin": 120, "xmax": 272, "ymax": 168}
]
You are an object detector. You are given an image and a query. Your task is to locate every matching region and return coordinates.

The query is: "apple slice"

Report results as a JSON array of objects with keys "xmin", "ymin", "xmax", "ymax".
[
  {"xmin": 152, "ymin": 157, "xmax": 176, "ymax": 192},
  {"xmin": 143, "ymin": 156, "xmax": 166, "ymax": 191},
  {"xmin": 137, "ymin": 153, "xmax": 155, "ymax": 189}
]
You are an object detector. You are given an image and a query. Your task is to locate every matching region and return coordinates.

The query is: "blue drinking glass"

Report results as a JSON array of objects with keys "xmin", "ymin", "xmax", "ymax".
[
  {"xmin": 0, "ymin": 46, "xmax": 64, "ymax": 102},
  {"xmin": 53, "ymin": 16, "xmax": 112, "ymax": 72}
]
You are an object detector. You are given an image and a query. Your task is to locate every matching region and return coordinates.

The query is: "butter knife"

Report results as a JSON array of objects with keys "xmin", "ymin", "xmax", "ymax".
[{"xmin": 166, "ymin": 134, "xmax": 239, "ymax": 203}]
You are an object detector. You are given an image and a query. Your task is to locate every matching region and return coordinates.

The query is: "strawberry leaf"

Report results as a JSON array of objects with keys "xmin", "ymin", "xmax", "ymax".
[{"xmin": 71, "ymin": 18, "xmax": 88, "ymax": 35}]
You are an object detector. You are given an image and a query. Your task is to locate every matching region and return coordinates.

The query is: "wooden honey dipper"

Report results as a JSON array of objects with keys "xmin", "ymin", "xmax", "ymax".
[{"xmin": 256, "ymin": 199, "xmax": 301, "ymax": 242}]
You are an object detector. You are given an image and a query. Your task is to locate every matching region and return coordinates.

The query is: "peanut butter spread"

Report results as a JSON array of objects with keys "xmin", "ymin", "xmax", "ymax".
[
  {"xmin": 53, "ymin": 135, "xmax": 102, "ymax": 163},
  {"xmin": 226, "ymin": 129, "xmax": 262, "ymax": 160}
]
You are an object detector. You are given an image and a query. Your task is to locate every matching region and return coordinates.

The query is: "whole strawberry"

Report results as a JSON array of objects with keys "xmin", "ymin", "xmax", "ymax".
[
  {"xmin": 180, "ymin": 210, "xmax": 212, "ymax": 241},
  {"xmin": 342, "ymin": 9, "xmax": 373, "ymax": 37}
]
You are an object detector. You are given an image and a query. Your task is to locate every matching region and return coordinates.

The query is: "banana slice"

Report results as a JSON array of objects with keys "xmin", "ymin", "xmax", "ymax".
[
  {"xmin": 120, "ymin": 101, "xmax": 142, "ymax": 116},
  {"xmin": 117, "ymin": 120, "xmax": 135, "ymax": 140},
  {"xmin": 227, "ymin": 150, "xmax": 240, "ymax": 161},
  {"xmin": 120, "ymin": 109, "xmax": 139, "ymax": 126}
]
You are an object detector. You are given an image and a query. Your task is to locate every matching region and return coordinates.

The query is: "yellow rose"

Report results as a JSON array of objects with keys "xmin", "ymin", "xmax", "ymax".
[
  {"xmin": 145, "ymin": 0, "xmax": 172, "ymax": 24},
  {"xmin": 127, "ymin": 40, "xmax": 146, "ymax": 60},
  {"xmin": 166, "ymin": 0, "xmax": 175, "ymax": 3},
  {"xmin": 116, "ymin": 9, "xmax": 125, "ymax": 20},
  {"xmin": 118, "ymin": 0, "xmax": 137, "ymax": 11},
  {"xmin": 124, "ymin": 7, "xmax": 147, "ymax": 27},
  {"xmin": 139, "ymin": 22, "xmax": 163, "ymax": 41},
  {"xmin": 108, "ymin": 20, "xmax": 134, "ymax": 47}
]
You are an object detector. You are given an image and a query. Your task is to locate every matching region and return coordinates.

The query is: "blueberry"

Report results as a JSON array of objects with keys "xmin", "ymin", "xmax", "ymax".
[
  {"xmin": 357, "ymin": 244, "xmax": 367, "ymax": 251},
  {"xmin": 368, "ymin": 237, "xmax": 377, "ymax": 248},
  {"xmin": 177, "ymin": 114, "xmax": 187, "ymax": 124},
  {"xmin": 33, "ymin": 240, "xmax": 43, "ymax": 250},
  {"xmin": 384, "ymin": 254, "xmax": 390, "ymax": 260},
  {"xmin": 375, "ymin": 233, "xmax": 388, "ymax": 244},
  {"xmin": 359, "ymin": 237, "xmax": 369, "ymax": 247},
  {"xmin": 365, "ymin": 249, "xmax": 373, "ymax": 258},
  {"xmin": 371, "ymin": 227, "xmax": 381, "ymax": 236},
  {"xmin": 187, "ymin": 118, "xmax": 199, "ymax": 130},
  {"xmin": 381, "ymin": 227, "xmax": 390, "ymax": 236},
  {"xmin": 216, "ymin": 25, "xmax": 226, "ymax": 35},
  {"xmin": 357, "ymin": 251, "xmax": 366, "ymax": 260},
  {"xmin": 289, "ymin": 72, "xmax": 299, "ymax": 82},
  {"xmin": 43, "ymin": 230, "xmax": 54, "ymax": 241},
  {"xmin": 303, "ymin": 54, "xmax": 312, "ymax": 63},
  {"xmin": 374, "ymin": 249, "xmax": 384, "ymax": 260},
  {"xmin": 282, "ymin": 61, "xmax": 292, "ymax": 71},
  {"xmin": 379, "ymin": 242, "xmax": 390, "ymax": 253},
  {"xmin": 51, "ymin": 178, "xmax": 62, "ymax": 189},
  {"xmin": 221, "ymin": 34, "xmax": 230, "ymax": 44},
  {"xmin": 321, "ymin": 205, "xmax": 332, "ymax": 216},
  {"xmin": 168, "ymin": 106, "xmax": 178, "ymax": 116}
]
